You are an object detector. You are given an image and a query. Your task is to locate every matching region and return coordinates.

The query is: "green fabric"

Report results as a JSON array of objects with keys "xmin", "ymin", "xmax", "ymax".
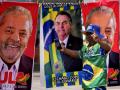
[
  {"xmin": 49, "ymin": 42, "xmax": 65, "ymax": 74},
  {"xmin": 45, "ymin": 61, "xmax": 53, "ymax": 75},
  {"xmin": 79, "ymin": 43, "xmax": 107, "ymax": 89}
]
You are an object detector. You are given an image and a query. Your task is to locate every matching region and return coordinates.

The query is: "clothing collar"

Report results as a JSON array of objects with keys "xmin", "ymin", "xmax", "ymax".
[
  {"xmin": 0, "ymin": 57, "xmax": 20, "ymax": 72},
  {"xmin": 59, "ymin": 35, "xmax": 69, "ymax": 47}
]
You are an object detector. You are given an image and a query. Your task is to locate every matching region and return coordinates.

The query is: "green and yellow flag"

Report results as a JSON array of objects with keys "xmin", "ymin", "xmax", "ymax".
[{"xmin": 81, "ymin": 44, "xmax": 107, "ymax": 89}]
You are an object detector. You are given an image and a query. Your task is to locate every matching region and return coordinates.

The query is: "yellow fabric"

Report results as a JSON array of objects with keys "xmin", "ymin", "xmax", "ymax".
[
  {"xmin": 63, "ymin": 72, "xmax": 68, "ymax": 86},
  {"xmin": 44, "ymin": 49, "xmax": 49, "ymax": 64},
  {"xmin": 52, "ymin": 74, "xmax": 56, "ymax": 87},
  {"xmin": 42, "ymin": 11, "xmax": 58, "ymax": 24},
  {"xmin": 74, "ymin": 71, "xmax": 79, "ymax": 85},
  {"xmin": 51, "ymin": 42, "xmax": 58, "ymax": 64}
]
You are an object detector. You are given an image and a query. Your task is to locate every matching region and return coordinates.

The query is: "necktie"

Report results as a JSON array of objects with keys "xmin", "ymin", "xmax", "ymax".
[{"xmin": 61, "ymin": 42, "xmax": 65, "ymax": 48}]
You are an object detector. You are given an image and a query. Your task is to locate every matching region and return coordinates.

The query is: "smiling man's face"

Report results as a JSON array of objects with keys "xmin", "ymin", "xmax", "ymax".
[{"xmin": 0, "ymin": 10, "xmax": 31, "ymax": 64}]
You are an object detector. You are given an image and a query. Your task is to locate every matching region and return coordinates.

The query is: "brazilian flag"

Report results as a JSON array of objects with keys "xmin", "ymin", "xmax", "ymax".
[
  {"xmin": 42, "ymin": 4, "xmax": 82, "ymax": 88},
  {"xmin": 81, "ymin": 43, "xmax": 107, "ymax": 89}
]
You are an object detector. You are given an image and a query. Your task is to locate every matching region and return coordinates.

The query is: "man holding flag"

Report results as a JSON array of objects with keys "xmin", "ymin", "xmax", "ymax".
[
  {"xmin": 60, "ymin": 6, "xmax": 114, "ymax": 90},
  {"xmin": 54, "ymin": 11, "xmax": 83, "ymax": 73}
]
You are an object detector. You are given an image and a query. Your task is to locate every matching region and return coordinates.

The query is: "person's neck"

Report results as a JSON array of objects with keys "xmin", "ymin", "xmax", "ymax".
[
  {"xmin": 88, "ymin": 42, "xmax": 96, "ymax": 48},
  {"xmin": 2, "ymin": 58, "xmax": 15, "ymax": 70},
  {"xmin": 59, "ymin": 38, "xmax": 65, "ymax": 42},
  {"xmin": 59, "ymin": 36, "xmax": 68, "ymax": 41},
  {"xmin": 5, "ymin": 63, "xmax": 14, "ymax": 70}
]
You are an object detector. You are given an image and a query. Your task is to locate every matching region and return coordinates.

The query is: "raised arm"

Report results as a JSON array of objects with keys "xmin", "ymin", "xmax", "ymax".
[
  {"xmin": 92, "ymin": 33, "xmax": 111, "ymax": 52},
  {"xmin": 97, "ymin": 39, "xmax": 111, "ymax": 52}
]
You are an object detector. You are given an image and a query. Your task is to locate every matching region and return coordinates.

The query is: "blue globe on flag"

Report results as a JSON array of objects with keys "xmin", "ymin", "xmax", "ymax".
[{"xmin": 82, "ymin": 64, "xmax": 94, "ymax": 81}]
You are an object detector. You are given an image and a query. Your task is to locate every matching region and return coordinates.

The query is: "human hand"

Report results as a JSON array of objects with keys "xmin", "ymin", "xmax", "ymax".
[
  {"xmin": 91, "ymin": 33, "xmax": 111, "ymax": 52},
  {"xmin": 60, "ymin": 43, "xmax": 65, "ymax": 52}
]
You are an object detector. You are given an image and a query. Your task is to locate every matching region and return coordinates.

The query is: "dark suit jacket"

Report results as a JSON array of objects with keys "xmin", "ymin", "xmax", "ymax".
[
  {"xmin": 15, "ymin": 55, "xmax": 33, "ymax": 90},
  {"xmin": 109, "ymin": 51, "xmax": 119, "ymax": 69},
  {"xmin": 108, "ymin": 51, "xmax": 120, "ymax": 86},
  {"xmin": 60, "ymin": 34, "xmax": 83, "ymax": 72}
]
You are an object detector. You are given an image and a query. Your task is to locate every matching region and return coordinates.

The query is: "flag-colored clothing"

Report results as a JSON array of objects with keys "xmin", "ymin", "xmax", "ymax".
[{"xmin": 79, "ymin": 43, "xmax": 107, "ymax": 89}]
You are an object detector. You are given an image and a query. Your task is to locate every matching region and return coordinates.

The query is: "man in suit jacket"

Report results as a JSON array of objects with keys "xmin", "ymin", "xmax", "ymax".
[
  {"xmin": 54, "ymin": 11, "xmax": 83, "ymax": 72},
  {"xmin": 15, "ymin": 55, "xmax": 33, "ymax": 90},
  {"xmin": 0, "ymin": 6, "xmax": 33, "ymax": 90}
]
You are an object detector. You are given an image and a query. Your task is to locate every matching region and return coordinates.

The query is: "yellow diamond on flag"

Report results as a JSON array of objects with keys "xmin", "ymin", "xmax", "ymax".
[{"xmin": 82, "ymin": 60, "xmax": 104, "ymax": 87}]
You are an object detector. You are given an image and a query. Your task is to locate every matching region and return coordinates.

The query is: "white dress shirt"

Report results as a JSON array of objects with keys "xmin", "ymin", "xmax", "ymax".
[
  {"xmin": 59, "ymin": 35, "xmax": 69, "ymax": 48},
  {"xmin": 0, "ymin": 57, "xmax": 20, "ymax": 90}
]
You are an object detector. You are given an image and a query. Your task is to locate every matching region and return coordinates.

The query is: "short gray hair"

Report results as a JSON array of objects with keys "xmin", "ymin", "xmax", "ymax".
[
  {"xmin": 86, "ymin": 6, "xmax": 116, "ymax": 30},
  {"xmin": 0, "ymin": 6, "xmax": 33, "ymax": 33}
]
